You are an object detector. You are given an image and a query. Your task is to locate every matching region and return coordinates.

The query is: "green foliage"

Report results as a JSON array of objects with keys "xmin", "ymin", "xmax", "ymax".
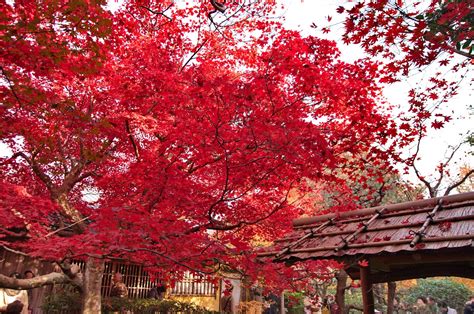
[
  {"xmin": 42, "ymin": 291, "xmax": 218, "ymax": 314},
  {"xmin": 42, "ymin": 291, "xmax": 82, "ymax": 313},
  {"xmin": 285, "ymin": 292, "xmax": 305, "ymax": 314},
  {"xmin": 345, "ymin": 289, "xmax": 364, "ymax": 312},
  {"xmin": 404, "ymin": 278, "xmax": 472, "ymax": 311}
]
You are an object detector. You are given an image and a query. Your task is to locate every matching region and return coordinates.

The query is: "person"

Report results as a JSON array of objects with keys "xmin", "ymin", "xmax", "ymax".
[
  {"xmin": 321, "ymin": 295, "xmax": 332, "ymax": 314},
  {"xmin": 23, "ymin": 270, "xmax": 40, "ymax": 314},
  {"xmin": 428, "ymin": 296, "xmax": 439, "ymax": 313},
  {"xmin": 264, "ymin": 293, "xmax": 281, "ymax": 314},
  {"xmin": 413, "ymin": 296, "xmax": 430, "ymax": 314},
  {"xmin": 393, "ymin": 296, "xmax": 408, "ymax": 314},
  {"xmin": 0, "ymin": 273, "xmax": 28, "ymax": 314},
  {"xmin": 322, "ymin": 295, "xmax": 339, "ymax": 314},
  {"xmin": 110, "ymin": 272, "xmax": 128, "ymax": 298},
  {"xmin": 438, "ymin": 301, "xmax": 457, "ymax": 314},
  {"xmin": 147, "ymin": 283, "xmax": 166, "ymax": 300},
  {"xmin": 464, "ymin": 296, "xmax": 474, "ymax": 314},
  {"xmin": 4, "ymin": 300, "xmax": 24, "ymax": 314}
]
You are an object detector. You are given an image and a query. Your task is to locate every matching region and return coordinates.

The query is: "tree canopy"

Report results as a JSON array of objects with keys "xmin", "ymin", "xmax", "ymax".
[{"xmin": 0, "ymin": 0, "xmax": 470, "ymax": 312}]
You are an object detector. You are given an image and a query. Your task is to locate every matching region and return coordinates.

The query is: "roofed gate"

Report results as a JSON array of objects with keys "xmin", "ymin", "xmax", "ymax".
[{"xmin": 259, "ymin": 192, "xmax": 474, "ymax": 313}]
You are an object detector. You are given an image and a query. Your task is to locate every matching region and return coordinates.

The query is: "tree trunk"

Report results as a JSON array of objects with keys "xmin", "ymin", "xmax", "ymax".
[
  {"xmin": 335, "ymin": 270, "xmax": 348, "ymax": 313},
  {"xmin": 373, "ymin": 283, "xmax": 385, "ymax": 307},
  {"xmin": 387, "ymin": 282, "xmax": 396, "ymax": 314},
  {"xmin": 82, "ymin": 257, "xmax": 104, "ymax": 314}
]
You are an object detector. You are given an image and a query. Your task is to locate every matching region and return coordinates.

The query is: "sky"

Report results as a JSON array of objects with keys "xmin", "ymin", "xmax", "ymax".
[{"xmin": 279, "ymin": 0, "xmax": 473, "ymax": 191}]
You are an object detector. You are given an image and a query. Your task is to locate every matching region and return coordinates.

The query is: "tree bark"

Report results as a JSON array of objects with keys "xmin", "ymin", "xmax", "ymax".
[
  {"xmin": 0, "ymin": 272, "xmax": 82, "ymax": 289},
  {"xmin": 387, "ymin": 282, "xmax": 396, "ymax": 314},
  {"xmin": 373, "ymin": 283, "xmax": 385, "ymax": 306},
  {"xmin": 335, "ymin": 270, "xmax": 348, "ymax": 313},
  {"xmin": 82, "ymin": 258, "xmax": 104, "ymax": 314}
]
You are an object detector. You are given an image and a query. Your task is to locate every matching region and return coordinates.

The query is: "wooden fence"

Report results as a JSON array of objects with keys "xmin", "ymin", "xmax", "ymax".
[{"xmin": 1, "ymin": 249, "xmax": 217, "ymax": 312}]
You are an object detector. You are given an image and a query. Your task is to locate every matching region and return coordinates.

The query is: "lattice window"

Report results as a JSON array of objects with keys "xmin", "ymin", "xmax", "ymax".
[
  {"xmin": 72, "ymin": 261, "xmax": 216, "ymax": 298},
  {"xmin": 169, "ymin": 272, "xmax": 217, "ymax": 296}
]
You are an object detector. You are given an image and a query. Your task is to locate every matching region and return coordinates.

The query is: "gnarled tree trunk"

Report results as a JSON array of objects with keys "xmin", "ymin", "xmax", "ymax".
[{"xmin": 82, "ymin": 258, "xmax": 104, "ymax": 314}]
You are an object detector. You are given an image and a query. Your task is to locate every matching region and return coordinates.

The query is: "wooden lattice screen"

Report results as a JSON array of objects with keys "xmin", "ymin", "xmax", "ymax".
[
  {"xmin": 73, "ymin": 261, "xmax": 216, "ymax": 298},
  {"xmin": 169, "ymin": 272, "xmax": 216, "ymax": 296}
]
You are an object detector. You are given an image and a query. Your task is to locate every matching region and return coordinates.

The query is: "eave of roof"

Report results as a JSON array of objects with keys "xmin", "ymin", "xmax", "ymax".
[{"xmin": 259, "ymin": 192, "xmax": 474, "ymax": 264}]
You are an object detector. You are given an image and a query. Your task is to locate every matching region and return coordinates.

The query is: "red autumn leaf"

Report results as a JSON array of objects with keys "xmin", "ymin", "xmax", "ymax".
[
  {"xmin": 431, "ymin": 120, "xmax": 444, "ymax": 129},
  {"xmin": 358, "ymin": 259, "xmax": 369, "ymax": 267},
  {"xmin": 438, "ymin": 221, "xmax": 452, "ymax": 232}
]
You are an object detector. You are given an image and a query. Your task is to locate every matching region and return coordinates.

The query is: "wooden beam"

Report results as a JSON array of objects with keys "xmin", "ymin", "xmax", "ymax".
[
  {"xmin": 370, "ymin": 250, "xmax": 474, "ymax": 268},
  {"xmin": 360, "ymin": 262, "xmax": 375, "ymax": 314},
  {"xmin": 369, "ymin": 264, "xmax": 474, "ymax": 284}
]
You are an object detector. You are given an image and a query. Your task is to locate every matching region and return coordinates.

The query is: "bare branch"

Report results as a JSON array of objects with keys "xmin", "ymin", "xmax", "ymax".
[
  {"xmin": 141, "ymin": 4, "xmax": 173, "ymax": 21},
  {"xmin": 44, "ymin": 215, "xmax": 92, "ymax": 238},
  {"xmin": 444, "ymin": 169, "xmax": 474, "ymax": 196},
  {"xmin": 1, "ymin": 246, "xmax": 28, "ymax": 256}
]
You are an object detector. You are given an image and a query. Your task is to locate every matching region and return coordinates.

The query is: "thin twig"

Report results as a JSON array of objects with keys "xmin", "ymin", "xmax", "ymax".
[{"xmin": 44, "ymin": 215, "xmax": 92, "ymax": 238}]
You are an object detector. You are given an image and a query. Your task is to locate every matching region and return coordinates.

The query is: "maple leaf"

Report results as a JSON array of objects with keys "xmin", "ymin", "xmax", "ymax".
[
  {"xmin": 438, "ymin": 221, "xmax": 452, "ymax": 232},
  {"xmin": 414, "ymin": 243, "xmax": 426, "ymax": 249},
  {"xmin": 431, "ymin": 120, "xmax": 444, "ymax": 129},
  {"xmin": 358, "ymin": 259, "xmax": 369, "ymax": 267},
  {"xmin": 336, "ymin": 6, "xmax": 345, "ymax": 14},
  {"xmin": 439, "ymin": 59, "xmax": 449, "ymax": 66}
]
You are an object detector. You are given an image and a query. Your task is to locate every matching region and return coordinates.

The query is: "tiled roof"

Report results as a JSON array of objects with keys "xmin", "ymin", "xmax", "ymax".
[{"xmin": 259, "ymin": 192, "xmax": 474, "ymax": 264}]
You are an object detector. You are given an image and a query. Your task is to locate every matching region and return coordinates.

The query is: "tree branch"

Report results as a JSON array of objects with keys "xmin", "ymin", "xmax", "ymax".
[
  {"xmin": 125, "ymin": 119, "xmax": 140, "ymax": 160},
  {"xmin": 444, "ymin": 169, "xmax": 474, "ymax": 196},
  {"xmin": 0, "ymin": 272, "xmax": 82, "ymax": 290}
]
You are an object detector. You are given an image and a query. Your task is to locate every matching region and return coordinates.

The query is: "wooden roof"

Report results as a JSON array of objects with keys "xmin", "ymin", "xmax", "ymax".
[{"xmin": 259, "ymin": 192, "xmax": 474, "ymax": 283}]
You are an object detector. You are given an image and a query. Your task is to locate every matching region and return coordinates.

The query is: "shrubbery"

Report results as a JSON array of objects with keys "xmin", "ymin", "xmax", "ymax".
[
  {"xmin": 404, "ymin": 278, "xmax": 472, "ymax": 311},
  {"xmin": 43, "ymin": 292, "xmax": 218, "ymax": 313}
]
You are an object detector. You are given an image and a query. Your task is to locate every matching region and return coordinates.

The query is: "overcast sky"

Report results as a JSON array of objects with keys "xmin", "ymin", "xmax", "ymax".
[{"xmin": 281, "ymin": 0, "xmax": 473, "ymax": 190}]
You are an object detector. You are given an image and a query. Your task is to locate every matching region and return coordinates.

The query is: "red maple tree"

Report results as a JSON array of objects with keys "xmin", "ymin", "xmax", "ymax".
[{"xmin": 1, "ymin": 0, "xmax": 400, "ymax": 311}]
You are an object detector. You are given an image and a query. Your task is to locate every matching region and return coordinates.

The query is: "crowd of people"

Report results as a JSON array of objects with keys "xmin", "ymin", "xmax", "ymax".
[
  {"xmin": 300, "ymin": 293, "xmax": 474, "ymax": 314},
  {"xmin": 391, "ymin": 295, "xmax": 474, "ymax": 314}
]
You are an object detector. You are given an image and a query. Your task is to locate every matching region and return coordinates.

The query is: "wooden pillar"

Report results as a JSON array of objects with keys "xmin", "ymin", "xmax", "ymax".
[
  {"xmin": 360, "ymin": 262, "xmax": 375, "ymax": 314},
  {"xmin": 281, "ymin": 291, "xmax": 285, "ymax": 314},
  {"xmin": 387, "ymin": 282, "xmax": 396, "ymax": 314}
]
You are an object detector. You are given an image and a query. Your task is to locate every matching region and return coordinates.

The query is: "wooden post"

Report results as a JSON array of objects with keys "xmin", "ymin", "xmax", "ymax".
[
  {"xmin": 360, "ymin": 261, "xmax": 375, "ymax": 314},
  {"xmin": 281, "ymin": 291, "xmax": 285, "ymax": 314},
  {"xmin": 387, "ymin": 282, "xmax": 396, "ymax": 314}
]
